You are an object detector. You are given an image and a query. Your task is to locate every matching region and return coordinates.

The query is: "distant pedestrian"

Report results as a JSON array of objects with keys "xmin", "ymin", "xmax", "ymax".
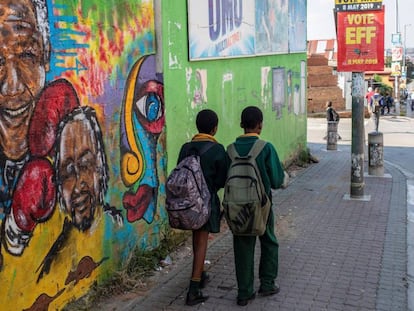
[
  {"xmin": 177, "ymin": 109, "xmax": 229, "ymax": 306},
  {"xmin": 370, "ymin": 87, "xmax": 384, "ymax": 132},
  {"xmin": 384, "ymin": 93, "xmax": 393, "ymax": 114},
  {"xmin": 410, "ymin": 90, "xmax": 414, "ymax": 112},
  {"xmin": 227, "ymin": 106, "xmax": 285, "ymax": 306},
  {"xmin": 365, "ymin": 87, "xmax": 375, "ymax": 113},
  {"xmin": 325, "ymin": 101, "xmax": 341, "ymax": 140}
]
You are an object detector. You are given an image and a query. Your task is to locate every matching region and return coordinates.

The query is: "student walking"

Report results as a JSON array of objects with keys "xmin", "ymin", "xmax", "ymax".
[
  {"xmin": 365, "ymin": 86, "xmax": 374, "ymax": 114},
  {"xmin": 226, "ymin": 106, "xmax": 285, "ymax": 306},
  {"xmin": 370, "ymin": 87, "xmax": 384, "ymax": 132},
  {"xmin": 176, "ymin": 109, "xmax": 229, "ymax": 306}
]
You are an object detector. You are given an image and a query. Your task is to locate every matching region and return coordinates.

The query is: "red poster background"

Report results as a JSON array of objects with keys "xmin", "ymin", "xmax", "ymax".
[{"xmin": 337, "ymin": 8, "xmax": 384, "ymax": 72}]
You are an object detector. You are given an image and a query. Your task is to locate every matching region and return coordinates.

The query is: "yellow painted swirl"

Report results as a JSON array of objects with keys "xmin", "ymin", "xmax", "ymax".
[{"xmin": 120, "ymin": 57, "xmax": 146, "ymax": 186}]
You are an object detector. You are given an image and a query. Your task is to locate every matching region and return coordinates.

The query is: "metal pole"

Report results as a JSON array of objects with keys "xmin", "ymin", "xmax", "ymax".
[
  {"xmin": 394, "ymin": 0, "xmax": 400, "ymax": 115},
  {"xmin": 403, "ymin": 24, "xmax": 411, "ymax": 89},
  {"xmin": 403, "ymin": 25, "xmax": 407, "ymax": 76},
  {"xmin": 350, "ymin": 72, "xmax": 365, "ymax": 198},
  {"xmin": 396, "ymin": 0, "xmax": 399, "ymax": 33},
  {"xmin": 395, "ymin": 76, "xmax": 400, "ymax": 115}
]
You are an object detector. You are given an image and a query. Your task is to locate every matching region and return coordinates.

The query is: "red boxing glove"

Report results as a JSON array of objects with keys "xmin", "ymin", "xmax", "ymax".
[
  {"xmin": 4, "ymin": 158, "xmax": 56, "ymax": 255},
  {"xmin": 29, "ymin": 79, "xmax": 80, "ymax": 157}
]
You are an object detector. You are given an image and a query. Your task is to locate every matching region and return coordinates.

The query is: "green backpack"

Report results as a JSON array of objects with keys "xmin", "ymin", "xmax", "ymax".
[{"xmin": 223, "ymin": 139, "xmax": 271, "ymax": 236}]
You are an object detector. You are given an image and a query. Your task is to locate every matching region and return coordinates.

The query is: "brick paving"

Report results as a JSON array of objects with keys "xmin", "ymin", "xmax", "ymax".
[{"xmin": 99, "ymin": 143, "xmax": 408, "ymax": 311}]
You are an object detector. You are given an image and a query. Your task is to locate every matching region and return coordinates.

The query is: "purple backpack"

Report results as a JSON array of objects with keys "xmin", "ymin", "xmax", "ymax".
[{"xmin": 166, "ymin": 142, "xmax": 214, "ymax": 230}]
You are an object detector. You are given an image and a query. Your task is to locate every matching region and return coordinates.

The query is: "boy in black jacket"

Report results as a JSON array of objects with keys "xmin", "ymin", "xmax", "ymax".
[{"xmin": 177, "ymin": 109, "xmax": 229, "ymax": 306}]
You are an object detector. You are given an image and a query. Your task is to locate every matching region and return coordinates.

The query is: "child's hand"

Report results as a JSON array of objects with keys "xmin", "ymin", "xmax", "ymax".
[{"xmin": 281, "ymin": 171, "xmax": 289, "ymax": 188}]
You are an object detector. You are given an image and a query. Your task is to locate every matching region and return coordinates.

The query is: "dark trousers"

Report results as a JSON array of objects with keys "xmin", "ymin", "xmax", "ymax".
[
  {"xmin": 233, "ymin": 208, "xmax": 279, "ymax": 299},
  {"xmin": 373, "ymin": 109, "xmax": 380, "ymax": 132}
]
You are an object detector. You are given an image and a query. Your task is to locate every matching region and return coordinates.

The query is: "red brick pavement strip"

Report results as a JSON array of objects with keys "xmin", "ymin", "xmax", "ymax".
[{"xmin": 98, "ymin": 143, "xmax": 407, "ymax": 311}]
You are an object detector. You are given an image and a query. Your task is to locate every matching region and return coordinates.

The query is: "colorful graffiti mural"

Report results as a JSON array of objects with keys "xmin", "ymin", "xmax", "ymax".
[
  {"xmin": 0, "ymin": 0, "xmax": 165, "ymax": 310},
  {"xmin": 120, "ymin": 55, "xmax": 165, "ymax": 224}
]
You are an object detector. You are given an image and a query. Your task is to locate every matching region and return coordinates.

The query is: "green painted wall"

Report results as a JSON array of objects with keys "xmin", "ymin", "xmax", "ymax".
[{"xmin": 162, "ymin": 1, "xmax": 307, "ymax": 172}]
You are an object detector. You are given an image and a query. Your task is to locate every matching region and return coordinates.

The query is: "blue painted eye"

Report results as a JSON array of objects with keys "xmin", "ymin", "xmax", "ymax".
[
  {"xmin": 146, "ymin": 93, "xmax": 160, "ymax": 122},
  {"xmin": 136, "ymin": 92, "xmax": 162, "ymax": 122}
]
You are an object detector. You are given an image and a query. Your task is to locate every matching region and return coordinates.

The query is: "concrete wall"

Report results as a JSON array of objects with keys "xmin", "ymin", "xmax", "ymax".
[{"xmin": 162, "ymin": 1, "xmax": 308, "ymax": 168}]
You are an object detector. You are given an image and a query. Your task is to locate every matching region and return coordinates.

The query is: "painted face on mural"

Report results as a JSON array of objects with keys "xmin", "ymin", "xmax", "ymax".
[
  {"xmin": 57, "ymin": 118, "xmax": 101, "ymax": 231},
  {"xmin": 0, "ymin": 0, "xmax": 48, "ymax": 160}
]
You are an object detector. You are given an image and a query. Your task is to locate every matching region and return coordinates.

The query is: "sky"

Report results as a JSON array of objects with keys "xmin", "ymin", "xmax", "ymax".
[{"xmin": 307, "ymin": 0, "xmax": 414, "ymax": 49}]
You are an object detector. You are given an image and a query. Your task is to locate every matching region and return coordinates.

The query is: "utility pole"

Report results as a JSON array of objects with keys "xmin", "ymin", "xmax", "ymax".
[
  {"xmin": 350, "ymin": 72, "xmax": 366, "ymax": 198},
  {"xmin": 403, "ymin": 24, "xmax": 411, "ymax": 85},
  {"xmin": 394, "ymin": 0, "xmax": 400, "ymax": 115},
  {"xmin": 334, "ymin": 1, "xmax": 383, "ymax": 202}
]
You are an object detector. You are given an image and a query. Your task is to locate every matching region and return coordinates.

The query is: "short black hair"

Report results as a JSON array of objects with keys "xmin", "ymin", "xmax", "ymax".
[
  {"xmin": 196, "ymin": 109, "xmax": 218, "ymax": 134},
  {"xmin": 240, "ymin": 106, "xmax": 263, "ymax": 129}
]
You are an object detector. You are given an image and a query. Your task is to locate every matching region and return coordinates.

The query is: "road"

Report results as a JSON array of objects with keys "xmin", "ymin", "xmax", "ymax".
[
  {"xmin": 307, "ymin": 114, "xmax": 414, "ymax": 310},
  {"xmin": 307, "ymin": 114, "xmax": 414, "ymax": 175}
]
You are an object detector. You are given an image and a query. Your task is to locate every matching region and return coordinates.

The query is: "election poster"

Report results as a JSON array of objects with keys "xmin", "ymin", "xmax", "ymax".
[{"xmin": 336, "ymin": 7, "xmax": 384, "ymax": 72}]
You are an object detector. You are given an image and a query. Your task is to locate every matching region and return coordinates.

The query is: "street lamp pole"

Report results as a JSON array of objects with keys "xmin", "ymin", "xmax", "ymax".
[
  {"xmin": 403, "ymin": 24, "xmax": 411, "ymax": 82},
  {"xmin": 394, "ymin": 0, "xmax": 400, "ymax": 114},
  {"xmin": 396, "ymin": 0, "xmax": 399, "ymax": 33},
  {"xmin": 404, "ymin": 24, "xmax": 412, "ymax": 116}
]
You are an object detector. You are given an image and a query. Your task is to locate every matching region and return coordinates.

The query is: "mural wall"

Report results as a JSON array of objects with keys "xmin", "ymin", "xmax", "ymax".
[{"xmin": 0, "ymin": 0, "xmax": 167, "ymax": 310}]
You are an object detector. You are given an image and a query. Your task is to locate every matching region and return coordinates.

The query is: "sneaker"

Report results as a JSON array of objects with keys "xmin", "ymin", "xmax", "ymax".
[
  {"xmin": 200, "ymin": 271, "xmax": 210, "ymax": 289},
  {"xmin": 186, "ymin": 290, "xmax": 209, "ymax": 306},
  {"xmin": 236, "ymin": 292, "xmax": 256, "ymax": 306},
  {"xmin": 258, "ymin": 284, "xmax": 280, "ymax": 296}
]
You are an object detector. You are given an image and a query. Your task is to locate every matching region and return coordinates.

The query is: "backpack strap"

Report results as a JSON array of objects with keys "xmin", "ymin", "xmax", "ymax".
[
  {"xmin": 182, "ymin": 141, "xmax": 215, "ymax": 157},
  {"xmin": 198, "ymin": 141, "xmax": 216, "ymax": 156},
  {"xmin": 226, "ymin": 143, "xmax": 238, "ymax": 161},
  {"xmin": 227, "ymin": 139, "xmax": 267, "ymax": 161},
  {"xmin": 247, "ymin": 139, "xmax": 267, "ymax": 159}
]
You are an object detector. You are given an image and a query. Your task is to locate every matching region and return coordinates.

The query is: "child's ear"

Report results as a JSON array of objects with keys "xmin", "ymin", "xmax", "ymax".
[
  {"xmin": 210, "ymin": 125, "xmax": 218, "ymax": 136},
  {"xmin": 240, "ymin": 122, "xmax": 244, "ymax": 129}
]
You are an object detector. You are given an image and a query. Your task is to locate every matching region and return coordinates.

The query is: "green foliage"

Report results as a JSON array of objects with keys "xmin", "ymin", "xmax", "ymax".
[
  {"xmin": 385, "ymin": 55, "xmax": 392, "ymax": 68},
  {"xmin": 373, "ymin": 74, "xmax": 382, "ymax": 82},
  {"xmin": 379, "ymin": 84, "xmax": 393, "ymax": 96},
  {"xmin": 298, "ymin": 148, "xmax": 310, "ymax": 164},
  {"xmin": 406, "ymin": 59, "xmax": 414, "ymax": 84}
]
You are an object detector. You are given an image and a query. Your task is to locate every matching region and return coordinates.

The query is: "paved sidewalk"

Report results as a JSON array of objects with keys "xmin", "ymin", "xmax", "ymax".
[{"xmin": 101, "ymin": 143, "xmax": 408, "ymax": 311}]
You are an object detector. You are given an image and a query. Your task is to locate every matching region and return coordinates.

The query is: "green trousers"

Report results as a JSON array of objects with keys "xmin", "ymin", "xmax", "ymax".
[{"xmin": 233, "ymin": 209, "xmax": 279, "ymax": 299}]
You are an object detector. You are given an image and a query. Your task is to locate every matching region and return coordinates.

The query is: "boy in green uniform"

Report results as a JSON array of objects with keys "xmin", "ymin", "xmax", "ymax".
[
  {"xmin": 229, "ymin": 106, "xmax": 285, "ymax": 306},
  {"xmin": 177, "ymin": 109, "xmax": 229, "ymax": 306}
]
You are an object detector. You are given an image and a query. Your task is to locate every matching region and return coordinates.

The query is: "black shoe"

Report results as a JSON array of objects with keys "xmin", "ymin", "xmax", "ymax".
[
  {"xmin": 186, "ymin": 290, "xmax": 209, "ymax": 306},
  {"xmin": 258, "ymin": 284, "xmax": 280, "ymax": 296},
  {"xmin": 237, "ymin": 292, "xmax": 256, "ymax": 306},
  {"xmin": 200, "ymin": 271, "xmax": 210, "ymax": 289}
]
